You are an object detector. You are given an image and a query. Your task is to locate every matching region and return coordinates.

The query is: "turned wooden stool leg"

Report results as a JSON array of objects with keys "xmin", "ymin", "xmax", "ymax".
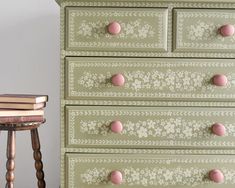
[
  {"xmin": 31, "ymin": 128, "xmax": 46, "ymax": 188},
  {"xmin": 5, "ymin": 131, "xmax": 16, "ymax": 188}
]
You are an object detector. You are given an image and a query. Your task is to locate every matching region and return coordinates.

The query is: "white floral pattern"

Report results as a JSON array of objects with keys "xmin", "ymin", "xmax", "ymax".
[
  {"xmin": 68, "ymin": 59, "xmax": 235, "ymax": 99},
  {"xmin": 61, "ymin": 2, "xmax": 235, "ymax": 188},
  {"xmin": 175, "ymin": 10, "xmax": 235, "ymax": 51},
  {"xmin": 81, "ymin": 167, "xmax": 235, "ymax": 186},
  {"xmin": 67, "ymin": 8, "xmax": 167, "ymax": 50},
  {"xmin": 78, "ymin": 72, "xmax": 112, "ymax": 89},
  {"xmin": 77, "ymin": 19, "xmax": 155, "ymax": 39},
  {"xmin": 68, "ymin": 107, "xmax": 235, "ymax": 147},
  {"xmin": 78, "ymin": 69, "xmax": 213, "ymax": 92},
  {"xmin": 80, "ymin": 118, "xmax": 235, "ymax": 139},
  {"xmin": 187, "ymin": 20, "xmax": 235, "ymax": 42}
]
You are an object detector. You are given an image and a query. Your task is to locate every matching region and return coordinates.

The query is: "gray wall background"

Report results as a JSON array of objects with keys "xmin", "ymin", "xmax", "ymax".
[{"xmin": 0, "ymin": 0, "xmax": 60, "ymax": 187}]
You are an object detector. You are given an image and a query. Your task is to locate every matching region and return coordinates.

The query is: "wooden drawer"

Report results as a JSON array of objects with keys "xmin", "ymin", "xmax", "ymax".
[
  {"xmin": 66, "ymin": 154, "xmax": 235, "ymax": 188},
  {"xmin": 174, "ymin": 9, "xmax": 235, "ymax": 53},
  {"xmin": 65, "ymin": 7, "xmax": 168, "ymax": 52},
  {"xmin": 66, "ymin": 106, "xmax": 235, "ymax": 149},
  {"xmin": 65, "ymin": 57, "xmax": 235, "ymax": 101}
]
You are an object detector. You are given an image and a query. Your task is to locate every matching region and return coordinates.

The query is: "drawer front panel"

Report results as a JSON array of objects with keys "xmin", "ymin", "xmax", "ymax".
[
  {"xmin": 66, "ymin": 106, "xmax": 235, "ymax": 148},
  {"xmin": 65, "ymin": 57, "xmax": 235, "ymax": 101},
  {"xmin": 174, "ymin": 9, "xmax": 235, "ymax": 53},
  {"xmin": 65, "ymin": 7, "xmax": 168, "ymax": 52},
  {"xmin": 66, "ymin": 154, "xmax": 235, "ymax": 188}
]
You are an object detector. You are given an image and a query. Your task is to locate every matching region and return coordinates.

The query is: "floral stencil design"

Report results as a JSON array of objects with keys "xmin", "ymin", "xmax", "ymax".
[
  {"xmin": 81, "ymin": 167, "xmax": 235, "ymax": 186},
  {"xmin": 187, "ymin": 20, "xmax": 235, "ymax": 42},
  {"xmin": 80, "ymin": 168, "xmax": 110, "ymax": 185},
  {"xmin": 78, "ymin": 69, "xmax": 235, "ymax": 92},
  {"xmin": 78, "ymin": 69, "xmax": 212, "ymax": 92},
  {"xmin": 77, "ymin": 19, "xmax": 155, "ymax": 39},
  {"xmin": 80, "ymin": 118, "xmax": 235, "ymax": 139},
  {"xmin": 78, "ymin": 72, "xmax": 112, "ymax": 89}
]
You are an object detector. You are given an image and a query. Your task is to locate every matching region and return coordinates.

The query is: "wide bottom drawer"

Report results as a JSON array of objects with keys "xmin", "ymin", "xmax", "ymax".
[{"xmin": 66, "ymin": 154, "xmax": 235, "ymax": 188}]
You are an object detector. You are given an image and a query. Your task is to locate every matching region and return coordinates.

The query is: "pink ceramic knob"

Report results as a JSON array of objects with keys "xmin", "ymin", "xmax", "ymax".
[
  {"xmin": 110, "ymin": 121, "xmax": 123, "ymax": 134},
  {"xmin": 111, "ymin": 73, "xmax": 125, "ymax": 86},
  {"xmin": 220, "ymin": 24, "xmax": 235, "ymax": 37},
  {"xmin": 209, "ymin": 169, "xmax": 224, "ymax": 183},
  {"xmin": 212, "ymin": 123, "xmax": 226, "ymax": 136},
  {"xmin": 108, "ymin": 22, "xmax": 121, "ymax": 35},
  {"xmin": 110, "ymin": 171, "xmax": 123, "ymax": 185},
  {"xmin": 212, "ymin": 74, "xmax": 228, "ymax": 86}
]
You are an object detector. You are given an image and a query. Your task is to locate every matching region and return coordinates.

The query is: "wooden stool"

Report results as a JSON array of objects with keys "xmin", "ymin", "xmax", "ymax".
[{"xmin": 0, "ymin": 121, "xmax": 46, "ymax": 188}]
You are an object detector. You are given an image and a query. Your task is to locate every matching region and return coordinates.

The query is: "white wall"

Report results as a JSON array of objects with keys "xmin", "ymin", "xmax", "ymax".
[{"xmin": 0, "ymin": 0, "xmax": 60, "ymax": 187}]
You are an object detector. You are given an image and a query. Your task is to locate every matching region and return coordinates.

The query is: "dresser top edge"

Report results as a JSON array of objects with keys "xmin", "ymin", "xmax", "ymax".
[{"xmin": 56, "ymin": 0, "xmax": 235, "ymax": 6}]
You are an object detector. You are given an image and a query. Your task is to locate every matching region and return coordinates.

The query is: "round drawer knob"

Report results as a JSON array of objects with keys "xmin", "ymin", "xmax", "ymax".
[
  {"xmin": 220, "ymin": 24, "xmax": 235, "ymax": 37},
  {"xmin": 212, "ymin": 74, "xmax": 228, "ymax": 86},
  {"xmin": 110, "ymin": 171, "xmax": 123, "ymax": 185},
  {"xmin": 111, "ymin": 74, "xmax": 125, "ymax": 86},
  {"xmin": 110, "ymin": 121, "xmax": 123, "ymax": 134},
  {"xmin": 108, "ymin": 22, "xmax": 121, "ymax": 35},
  {"xmin": 209, "ymin": 169, "xmax": 224, "ymax": 183},
  {"xmin": 212, "ymin": 123, "xmax": 226, "ymax": 136}
]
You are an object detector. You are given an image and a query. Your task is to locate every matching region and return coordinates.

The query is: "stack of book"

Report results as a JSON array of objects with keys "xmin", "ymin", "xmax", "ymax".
[{"xmin": 0, "ymin": 94, "xmax": 48, "ymax": 124}]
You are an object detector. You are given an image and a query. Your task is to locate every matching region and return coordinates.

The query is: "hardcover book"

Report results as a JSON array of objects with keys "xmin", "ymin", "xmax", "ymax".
[
  {"xmin": 0, "ymin": 94, "xmax": 48, "ymax": 104},
  {"xmin": 0, "ymin": 109, "xmax": 44, "ymax": 117},
  {"xmin": 0, "ymin": 102, "xmax": 45, "ymax": 110}
]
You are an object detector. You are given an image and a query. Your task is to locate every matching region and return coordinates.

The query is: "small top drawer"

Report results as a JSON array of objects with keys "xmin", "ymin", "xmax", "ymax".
[
  {"xmin": 174, "ymin": 9, "xmax": 235, "ymax": 53},
  {"xmin": 65, "ymin": 7, "xmax": 168, "ymax": 52}
]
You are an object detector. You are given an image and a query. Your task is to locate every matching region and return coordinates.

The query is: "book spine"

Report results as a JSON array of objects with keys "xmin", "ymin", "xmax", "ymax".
[{"xmin": 0, "ymin": 116, "xmax": 44, "ymax": 124}]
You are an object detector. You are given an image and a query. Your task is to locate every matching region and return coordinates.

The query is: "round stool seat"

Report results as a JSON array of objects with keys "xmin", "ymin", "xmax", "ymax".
[{"xmin": 0, "ymin": 120, "xmax": 45, "ymax": 131}]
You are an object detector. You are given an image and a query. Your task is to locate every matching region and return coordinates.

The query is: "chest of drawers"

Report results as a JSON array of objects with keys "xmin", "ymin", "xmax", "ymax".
[{"xmin": 57, "ymin": 0, "xmax": 235, "ymax": 187}]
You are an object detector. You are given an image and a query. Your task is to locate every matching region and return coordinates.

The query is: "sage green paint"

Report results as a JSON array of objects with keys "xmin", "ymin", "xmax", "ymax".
[
  {"xmin": 59, "ymin": 0, "xmax": 235, "ymax": 58},
  {"xmin": 174, "ymin": 9, "xmax": 235, "ymax": 53},
  {"xmin": 56, "ymin": 0, "xmax": 235, "ymax": 6},
  {"xmin": 58, "ymin": 1, "xmax": 235, "ymax": 188},
  {"xmin": 65, "ymin": 7, "xmax": 168, "ymax": 52},
  {"xmin": 65, "ymin": 57, "xmax": 235, "ymax": 101},
  {"xmin": 66, "ymin": 106, "xmax": 235, "ymax": 149},
  {"xmin": 66, "ymin": 154, "xmax": 235, "ymax": 188}
]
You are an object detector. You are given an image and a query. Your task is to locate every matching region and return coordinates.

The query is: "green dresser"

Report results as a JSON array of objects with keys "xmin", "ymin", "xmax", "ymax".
[{"xmin": 57, "ymin": 0, "xmax": 235, "ymax": 187}]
